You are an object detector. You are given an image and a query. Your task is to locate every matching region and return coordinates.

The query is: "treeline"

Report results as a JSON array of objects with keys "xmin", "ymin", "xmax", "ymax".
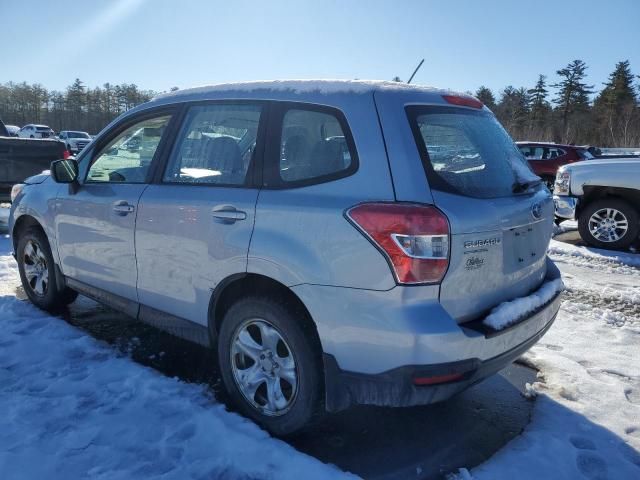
[
  {"xmin": 0, "ymin": 79, "xmax": 157, "ymax": 134},
  {"xmin": 3, "ymin": 60, "xmax": 640, "ymax": 146},
  {"xmin": 473, "ymin": 59, "xmax": 640, "ymax": 147}
]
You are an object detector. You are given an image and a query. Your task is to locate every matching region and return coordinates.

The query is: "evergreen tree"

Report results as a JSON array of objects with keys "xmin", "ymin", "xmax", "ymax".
[
  {"xmin": 593, "ymin": 60, "xmax": 638, "ymax": 146},
  {"xmin": 496, "ymin": 86, "xmax": 530, "ymax": 139},
  {"xmin": 527, "ymin": 75, "xmax": 552, "ymax": 139},
  {"xmin": 475, "ymin": 86, "xmax": 497, "ymax": 111},
  {"xmin": 552, "ymin": 60, "xmax": 594, "ymax": 142}
]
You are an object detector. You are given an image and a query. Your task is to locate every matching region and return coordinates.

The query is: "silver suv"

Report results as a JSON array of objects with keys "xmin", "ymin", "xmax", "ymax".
[{"xmin": 9, "ymin": 80, "xmax": 562, "ymax": 435}]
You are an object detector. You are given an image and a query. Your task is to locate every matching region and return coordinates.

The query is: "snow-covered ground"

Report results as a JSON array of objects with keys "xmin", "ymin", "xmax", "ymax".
[
  {"xmin": 1, "ymin": 216, "xmax": 639, "ymax": 479},
  {"xmin": 0, "ymin": 234, "xmax": 351, "ymax": 479},
  {"xmin": 464, "ymin": 236, "xmax": 640, "ymax": 479}
]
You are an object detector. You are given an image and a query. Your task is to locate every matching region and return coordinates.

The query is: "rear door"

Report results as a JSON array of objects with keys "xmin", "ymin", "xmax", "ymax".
[
  {"xmin": 135, "ymin": 102, "xmax": 265, "ymax": 325},
  {"xmin": 54, "ymin": 109, "xmax": 176, "ymax": 303},
  {"xmin": 376, "ymin": 91, "xmax": 554, "ymax": 323}
]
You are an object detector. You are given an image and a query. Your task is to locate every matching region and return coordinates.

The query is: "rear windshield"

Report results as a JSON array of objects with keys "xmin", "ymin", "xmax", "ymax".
[{"xmin": 407, "ymin": 106, "xmax": 540, "ymax": 198}]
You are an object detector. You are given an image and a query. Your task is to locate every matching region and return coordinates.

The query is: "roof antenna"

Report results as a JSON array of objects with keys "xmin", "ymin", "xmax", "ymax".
[{"xmin": 407, "ymin": 59, "xmax": 425, "ymax": 84}]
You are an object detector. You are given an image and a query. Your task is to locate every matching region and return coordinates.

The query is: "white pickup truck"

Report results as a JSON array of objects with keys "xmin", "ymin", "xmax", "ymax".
[
  {"xmin": 554, "ymin": 158, "xmax": 640, "ymax": 250},
  {"xmin": 58, "ymin": 130, "xmax": 92, "ymax": 155}
]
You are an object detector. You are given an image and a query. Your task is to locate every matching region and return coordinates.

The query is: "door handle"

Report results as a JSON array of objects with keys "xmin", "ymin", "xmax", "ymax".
[
  {"xmin": 112, "ymin": 201, "xmax": 135, "ymax": 215},
  {"xmin": 211, "ymin": 205, "xmax": 247, "ymax": 223}
]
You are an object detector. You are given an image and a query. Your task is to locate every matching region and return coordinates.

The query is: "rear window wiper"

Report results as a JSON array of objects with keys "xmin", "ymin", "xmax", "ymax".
[{"xmin": 512, "ymin": 179, "xmax": 542, "ymax": 193}]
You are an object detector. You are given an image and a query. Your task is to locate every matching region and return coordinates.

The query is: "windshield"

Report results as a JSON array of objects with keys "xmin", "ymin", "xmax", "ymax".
[
  {"xmin": 576, "ymin": 148, "xmax": 595, "ymax": 160},
  {"xmin": 407, "ymin": 106, "xmax": 540, "ymax": 198},
  {"xmin": 68, "ymin": 131, "xmax": 90, "ymax": 139},
  {"xmin": 36, "ymin": 126, "xmax": 51, "ymax": 131}
]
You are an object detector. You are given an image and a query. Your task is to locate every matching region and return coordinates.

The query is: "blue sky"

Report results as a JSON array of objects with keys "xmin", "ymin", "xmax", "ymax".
[{"xmin": 3, "ymin": 0, "xmax": 639, "ymax": 97}]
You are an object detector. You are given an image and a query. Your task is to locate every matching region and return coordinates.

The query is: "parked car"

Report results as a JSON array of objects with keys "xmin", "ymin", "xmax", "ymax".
[
  {"xmin": 9, "ymin": 80, "xmax": 562, "ymax": 435},
  {"xmin": 517, "ymin": 142, "xmax": 594, "ymax": 190},
  {"xmin": 554, "ymin": 158, "xmax": 640, "ymax": 250},
  {"xmin": 0, "ymin": 118, "xmax": 67, "ymax": 202},
  {"xmin": 4, "ymin": 124, "xmax": 20, "ymax": 137},
  {"xmin": 58, "ymin": 130, "xmax": 92, "ymax": 154},
  {"xmin": 17, "ymin": 124, "xmax": 56, "ymax": 139}
]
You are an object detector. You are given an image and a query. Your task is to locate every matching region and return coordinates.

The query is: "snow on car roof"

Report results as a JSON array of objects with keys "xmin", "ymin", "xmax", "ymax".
[{"xmin": 152, "ymin": 79, "xmax": 466, "ymax": 101}]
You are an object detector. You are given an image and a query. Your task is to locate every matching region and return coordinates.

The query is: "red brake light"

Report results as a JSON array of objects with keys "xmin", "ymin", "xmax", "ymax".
[
  {"xmin": 347, "ymin": 203, "xmax": 450, "ymax": 284},
  {"xmin": 63, "ymin": 149, "xmax": 71, "ymax": 159},
  {"xmin": 442, "ymin": 94, "xmax": 483, "ymax": 109}
]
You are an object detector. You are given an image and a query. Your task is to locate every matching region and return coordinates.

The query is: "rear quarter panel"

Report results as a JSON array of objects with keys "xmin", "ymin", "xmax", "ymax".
[{"xmin": 249, "ymin": 93, "xmax": 397, "ymax": 290}]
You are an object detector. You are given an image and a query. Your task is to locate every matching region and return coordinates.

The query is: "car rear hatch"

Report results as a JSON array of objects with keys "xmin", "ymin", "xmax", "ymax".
[{"xmin": 385, "ymin": 96, "xmax": 554, "ymax": 324}]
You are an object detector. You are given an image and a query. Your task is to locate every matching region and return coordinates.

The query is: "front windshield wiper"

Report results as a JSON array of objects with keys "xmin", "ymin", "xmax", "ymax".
[{"xmin": 512, "ymin": 179, "xmax": 542, "ymax": 193}]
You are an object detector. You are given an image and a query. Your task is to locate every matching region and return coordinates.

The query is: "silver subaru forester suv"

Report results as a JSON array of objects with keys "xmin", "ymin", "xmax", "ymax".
[{"xmin": 9, "ymin": 80, "xmax": 562, "ymax": 435}]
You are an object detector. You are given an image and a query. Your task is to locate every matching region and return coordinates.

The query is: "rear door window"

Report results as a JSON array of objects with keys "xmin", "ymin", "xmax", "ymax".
[
  {"xmin": 407, "ymin": 106, "xmax": 539, "ymax": 198},
  {"xmin": 163, "ymin": 103, "xmax": 262, "ymax": 186},
  {"xmin": 265, "ymin": 103, "xmax": 358, "ymax": 187}
]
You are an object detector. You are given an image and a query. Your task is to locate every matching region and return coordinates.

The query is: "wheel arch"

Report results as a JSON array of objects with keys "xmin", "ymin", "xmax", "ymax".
[
  {"xmin": 11, "ymin": 214, "xmax": 46, "ymax": 253},
  {"xmin": 578, "ymin": 186, "xmax": 640, "ymax": 219},
  {"xmin": 208, "ymin": 273, "xmax": 324, "ymax": 358}
]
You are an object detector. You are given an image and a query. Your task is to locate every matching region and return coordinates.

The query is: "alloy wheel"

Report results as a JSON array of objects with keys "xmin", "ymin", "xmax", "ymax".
[
  {"xmin": 22, "ymin": 240, "xmax": 49, "ymax": 296},
  {"xmin": 588, "ymin": 208, "xmax": 629, "ymax": 243},
  {"xmin": 230, "ymin": 319, "xmax": 298, "ymax": 416}
]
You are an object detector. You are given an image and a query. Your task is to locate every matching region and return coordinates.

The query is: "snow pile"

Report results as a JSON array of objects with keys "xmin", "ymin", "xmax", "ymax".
[
  {"xmin": 469, "ymin": 240, "xmax": 640, "ymax": 479},
  {"xmin": 552, "ymin": 219, "xmax": 578, "ymax": 237},
  {"xmin": 0, "ymin": 236, "xmax": 352, "ymax": 480},
  {"xmin": 549, "ymin": 238, "xmax": 640, "ymax": 269},
  {"xmin": 483, "ymin": 278, "xmax": 564, "ymax": 331}
]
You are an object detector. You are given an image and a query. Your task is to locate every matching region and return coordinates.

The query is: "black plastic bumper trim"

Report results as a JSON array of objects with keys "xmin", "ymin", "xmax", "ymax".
[{"xmin": 323, "ymin": 301, "xmax": 559, "ymax": 412}]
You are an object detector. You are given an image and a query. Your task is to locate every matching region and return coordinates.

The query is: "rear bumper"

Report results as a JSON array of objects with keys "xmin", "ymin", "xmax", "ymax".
[
  {"xmin": 554, "ymin": 195, "xmax": 578, "ymax": 220},
  {"xmin": 323, "ymin": 295, "xmax": 559, "ymax": 411},
  {"xmin": 293, "ymin": 258, "xmax": 562, "ymax": 412}
]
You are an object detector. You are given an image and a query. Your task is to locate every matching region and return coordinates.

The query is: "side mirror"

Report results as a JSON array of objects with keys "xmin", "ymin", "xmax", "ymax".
[{"xmin": 51, "ymin": 159, "xmax": 79, "ymax": 183}]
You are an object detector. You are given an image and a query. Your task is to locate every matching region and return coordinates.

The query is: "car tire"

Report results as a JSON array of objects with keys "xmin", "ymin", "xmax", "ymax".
[
  {"xmin": 16, "ymin": 227, "xmax": 78, "ymax": 311},
  {"xmin": 578, "ymin": 198, "xmax": 639, "ymax": 250},
  {"xmin": 217, "ymin": 296, "xmax": 323, "ymax": 436},
  {"xmin": 30, "ymin": 135, "xmax": 34, "ymax": 138}
]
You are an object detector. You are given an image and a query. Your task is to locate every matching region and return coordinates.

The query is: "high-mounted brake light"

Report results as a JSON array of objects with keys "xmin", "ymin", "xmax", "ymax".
[
  {"xmin": 442, "ymin": 94, "xmax": 484, "ymax": 109},
  {"xmin": 347, "ymin": 203, "xmax": 450, "ymax": 284}
]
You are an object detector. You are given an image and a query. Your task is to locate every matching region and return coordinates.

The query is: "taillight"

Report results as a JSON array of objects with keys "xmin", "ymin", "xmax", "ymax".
[
  {"xmin": 347, "ymin": 203, "xmax": 450, "ymax": 284},
  {"xmin": 442, "ymin": 94, "xmax": 483, "ymax": 109},
  {"xmin": 63, "ymin": 149, "xmax": 71, "ymax": 159}
]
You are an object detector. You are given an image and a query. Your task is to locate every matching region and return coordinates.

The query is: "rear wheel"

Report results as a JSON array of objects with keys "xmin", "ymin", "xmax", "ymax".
[
  {"xmin": 16, "ymin": 227, "xmax": 78, "ymax": 311},
  {"xmin": 578, "ymin": 198, "xmax": 639, "ymax": 250},
  {"xmin": 217, "ymin": 296, "xmax": 323, "ymax": 436}
]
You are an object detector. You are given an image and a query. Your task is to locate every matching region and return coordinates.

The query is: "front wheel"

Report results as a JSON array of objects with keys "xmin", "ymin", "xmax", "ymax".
[
  {"xmin": 578, "ymin": 198, "xmax": 639, "ymax": 250},
  {"xmin": 16, "ymin": 227, "xmax": 78, "ymax": 311},
  {"xmin": 217, "ymin": 296, "xmax": 323, "ymax": 436}
]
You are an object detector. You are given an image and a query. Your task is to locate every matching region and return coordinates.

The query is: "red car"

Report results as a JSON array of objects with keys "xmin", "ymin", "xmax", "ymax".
[{"xmin": 516, "ymin": 142, "xmax": 594, "ymax": 190}]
